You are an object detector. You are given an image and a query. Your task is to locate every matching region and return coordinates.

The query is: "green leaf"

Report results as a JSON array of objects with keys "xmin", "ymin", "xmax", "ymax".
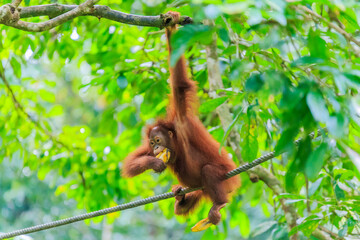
[
  {"xmin": 238, "ymin": 211, "xmax": 250, "ymax": 237},
  {"xmin": 289, "ymin": 218, "xmax": 321, "ymax": 237},
  {"xmin": 272, "ymin": 225, "xmax": 288, "ymax": 240},
  {"xmin": 344, "ymin": 146, "xmax": 360, "ymax": 173},
  {"xmin": 37, "ymin": 165, "xmax": 50, "ymax": 180},
  {"xmin": 308, "ymin": 177, "xmax": 323, "ymax": 196},
  {"xmin": 326, "ymin": 114, "xmax": 347, "ymax": 138},
  {"xmin": 250, "ymin": 221, "xmax": 277, "ymax": 237},
  {"xmin": 240, "ymin": 120, "xmax": 258, "ymax": 162},
  {"xmin": 0, "ymin": 59, "xmax": 4, "ymax": 74},
  {"xmin": 259, "ymin": 28, "xmax": 280, "ymax": 49},
  {"xmin": 296, "ymin": 136, "xmax": 312, "ymax": 171},
  {"xmin": 245, "ymin": 73, "xmax": 264, "ymax": 92},
  {"xmin": 343, "ymin": 73, "xmax": 360, "ymax": 87},
  {"xmin": 334, "ymin": 73, "xmax": 348, "ymax": 94},
  {"xmin": 199, "ymin": 96, "xmax": 228, "ymax": 113},
  {"xmin": 39, "ymin": 89, "xmax": 55, "ymax": 103},
  {"xmin": 61, "ymin": 159, "xmax": 72, "ymax": 177},
  {"xmin": 285, "ymin": 199, "xmax": 305, "ymax": 204},
  {"xmin": 170, "ymin": 25, "xmax": 212, "ymax": 67},
  {"xmin": 347, "ymin": 218, "xmax": 357, "ymax": 233},
  {"xmin": 268, "ymin": 11, "xmax": 287, "ymax": 26},
  {"xmin": 308, "ymin": 29, "xmax": 327, "ymax": 59},
  {"xmin": 305, "ymin": 143, "xmax": 328, "ymax": 181},
  {"xmin": 291, "ymin": 56, "xmax": 324, "ymax": 67},
  {"xmin": 285, "ymin": 137, "xmax": 311, "ymax": 192},
  {"xmin": 218, "ymin": 28, "xmax": 230, "ymax": 45},
  {"xmin": 285, "ymin": 160, "xmax": 299, "ymax": 192},
  {"xmin": 223, "ymin": 45, "xmax": 237, "ymax": 55},
  {"xmin": 10, "ymin": 57, "xmax": 21, "ymax": 78},
  {"xmin": 306, "ymin": 91, "xmax": 329, "ymax": 122},
  {"xmin": 247, "ymin": 8, "xmax": 262, "ymax": 25},
  {"xmin": 280, "ymin": 87, "xmax": 305, "ymax": 110},
  {"xmin": 220, "ymin": 109, "xmax": 243, "ymax": 150},
  {"xmin": 85, "ymin": 74, "xmax": 111, "ymax": 87},
  {"xmin": 275, "ymin": 127, "xmax": 298, "ymax": 155},
  {"xmin": 334, "ymin": 182, "xmax": 345, "ymax": 200},
  {"xmin": 195, "ymin": 70, "xmax": 208, "ymax": 87},
  {"xmin": 47, "ymin": 105, "xmax": 64, "ymax": 117},
  {"xmin": 265, "ymin": 70, "xmax": 288, "ymax": 95}
]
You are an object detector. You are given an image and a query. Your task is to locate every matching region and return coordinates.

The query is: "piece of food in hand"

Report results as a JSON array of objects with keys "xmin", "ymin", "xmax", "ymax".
[
  {"xmin": 191, "ymin": 218, "xmax": 213, "ymax": 232},
  {"xmin": 156, "ymin": 148, "xmax": 171, "ymax": 163}
]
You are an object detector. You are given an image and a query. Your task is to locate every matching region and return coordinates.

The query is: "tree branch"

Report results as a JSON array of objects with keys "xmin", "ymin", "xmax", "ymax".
[
  {"xmin": 0, "ymin": 3, "xmax": 193, "ymax": 32},
  {"xmin": 294, "ymin": 5, "xmax": 360, "ymax": 51},
  {"xmin": 0, "ymin": 63, "xmax": 83, "ymax": 151},
  {"xmin": 318, "ymin": 226, "xmax": 340, "ymax": 239},
  {"xmin": 0, "ymin": 0, "xmax": 101, "ymax": 32},
  {"xmin": 312, "ymin": 229, "xmax": 333, "ymax": 240},
  {"xmin": 11, "ymin": 0, "xmax": 22, "ymax": 8}
]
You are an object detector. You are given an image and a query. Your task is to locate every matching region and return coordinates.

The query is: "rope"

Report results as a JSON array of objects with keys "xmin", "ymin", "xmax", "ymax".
[
  {"xmin": 225, "ymin": 129, "xmax": 322, "ymax": 178},
  {"xmin": 0, "ymin": 129, "xmax": 324, "ymax": 239}
]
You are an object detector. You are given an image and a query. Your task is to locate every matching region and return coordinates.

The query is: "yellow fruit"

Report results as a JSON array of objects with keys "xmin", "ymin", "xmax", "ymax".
[{"xmin": 156, "ymin": 148, "xmax": 171, "ymax": 163}]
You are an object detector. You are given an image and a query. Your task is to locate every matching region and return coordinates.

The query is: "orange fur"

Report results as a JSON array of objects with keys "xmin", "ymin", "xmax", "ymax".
[{"xmin": 122, "ymin": 11, "xmax": 240, "ymax": 225}]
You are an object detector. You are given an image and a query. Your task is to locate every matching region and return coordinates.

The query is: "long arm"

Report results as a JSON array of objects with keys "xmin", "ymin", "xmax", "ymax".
[
  {"xmin": 165, "ymin": 12, "xmax": 197, "ymax": 118},
  {"xmin": 172, "ymin": 185, "xmax": 203, "ymax": 215},
  {"xmin": 122, "ymin": 144, "xmax": 166, "ymax": 177}
]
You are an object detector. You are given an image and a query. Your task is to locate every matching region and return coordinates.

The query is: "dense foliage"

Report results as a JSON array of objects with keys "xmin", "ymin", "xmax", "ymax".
[{"xmin": 1, "ymin": 0, "xmax": 360, "ymax": 239}]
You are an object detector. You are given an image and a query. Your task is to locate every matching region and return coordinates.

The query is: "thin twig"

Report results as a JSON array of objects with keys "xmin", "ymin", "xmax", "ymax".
[
  {"xmin": 318, "ymin": 226, "xmax": 340, "ymax": 239},
  {"xmin": 11, "ymin": 0, "xmax": 22, "ymax": 8},
  {"xmin": 294, "ymin": 5, "xmax": 360, "ymax": 51},
  {"xmin": 0, "ymin": 67, "xmax": 83, "ymax": 151},
  {"xmin": 287, "ymin": 30, "xmax": 301, "ymax": 58},
  {"xmin": 79, "ymin": 171, "xmax": 87, "ymax": 188},
  {"xmin": 0, "ymin": 0, "xmax": 100, "ymax": 32}
]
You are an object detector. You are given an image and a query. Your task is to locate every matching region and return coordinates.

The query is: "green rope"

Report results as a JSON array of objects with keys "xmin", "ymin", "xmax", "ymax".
[{"xmin": 0, "ymin": 130, "xmax": 324, "ymax": 239}]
